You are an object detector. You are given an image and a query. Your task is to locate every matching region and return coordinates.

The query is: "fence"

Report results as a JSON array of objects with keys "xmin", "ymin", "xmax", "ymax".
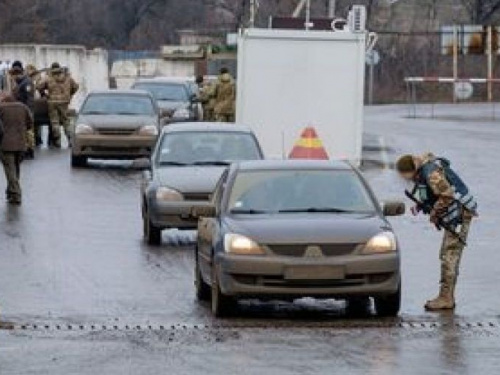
[{"xmin": 369, "ymin": 30, "xmax": 500, "ymax": 104}]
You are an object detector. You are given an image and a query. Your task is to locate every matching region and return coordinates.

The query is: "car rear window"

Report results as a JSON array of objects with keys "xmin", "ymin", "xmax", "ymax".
[
  {"xmin": 81, "ymin": 95, "xmax": 155, "ymax": 116},
  {"xmin": 134, "ymin": 83, "xmax": 189, "ymax": 102},
  {"xmin": 228, "ymin": 169, "xmax": 376, "ymax": 214},
  {"xmin": 157, "ymin": 131, "xmax": 262, "ymax": 165}
]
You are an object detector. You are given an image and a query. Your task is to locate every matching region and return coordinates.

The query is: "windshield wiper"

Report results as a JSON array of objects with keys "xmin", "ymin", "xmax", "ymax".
[
  {"xmin": 82, "ymin": 111, "xmax": 106, "ymax": 115},
  {"xmin": 158, "ymin": 161, "xmax": 189, "ymax": 166},
  {"xmin": 278, "ymin": 207, "xmax": 355, "ymax": 213},
  {"xmin": 230, "ymin": 208, "xmax": 272, "ymax": 215},
  {"xmin": 191, "ymin": 161, "xmax": 231, "ymax": 166}
]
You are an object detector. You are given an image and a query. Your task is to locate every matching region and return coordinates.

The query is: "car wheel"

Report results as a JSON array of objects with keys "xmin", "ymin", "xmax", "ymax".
[
  {"xmin": 211, "ymin": 267, "xmax": 237, "ymax": 318},
  {"xmin": 346, "ymin": 297, "xmax": 371, "ymax": 317},
  {"xmin": 71, "ymin": 154, "xmax": 87, "ymax": 168},
  {"xmin": 144, "ymin": 214, "xmax": 162, "ymax": 246},
  {"xmin": 195, "ymin": 254, "xmax": 211, "ymax": 301},
  {"xmin": 374, "ymin": 284, "xmax": 401, "ymax": 318}
]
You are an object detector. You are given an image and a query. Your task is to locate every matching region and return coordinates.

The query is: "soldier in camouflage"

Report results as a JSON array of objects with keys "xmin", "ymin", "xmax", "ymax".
[
  {"xmin": 197, "ymin": 76, "xmax": 216, "ymax": 122},
  {"xmin": 397, "ymin": 153, "xmax": 478, "ymax": 311},
  {"xmin": 213, "ymin": 68, "xmax": 236, "ymax": 123},
  {"xmin": 37, "ymin": 62, "xmax": 79, "ymax": 148}
]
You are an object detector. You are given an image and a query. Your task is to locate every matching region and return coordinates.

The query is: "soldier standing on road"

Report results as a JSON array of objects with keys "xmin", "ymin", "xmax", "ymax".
[
  {"xmin": 25, "ymin": 64, "xmax": 45, "ymax": 147},
  {"xmin": 197, "ymin": 75, "xmax": 216, "ymax": 121},
  {"xmin": 37, "ymin": 62, "xmax": 79, "ymax": 148},
  {"xmin": 0, "ymin": 94, "xmax": 34, "ymax": 205},
  {"xmin": 9, "ymin": 61, "xmax": 36, "ymax": 159},
  {"xmin": 213, "ymin": 68, "xmax": 236, "ymax": 123},
  {"xmin": 396, "ymin": 153, "xmax": 478, "ymax": 311}
]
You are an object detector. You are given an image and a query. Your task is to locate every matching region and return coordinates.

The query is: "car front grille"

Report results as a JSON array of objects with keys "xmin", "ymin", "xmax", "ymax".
[
  {"xmin": 97, "ymin": 128, "xmax": 137, "ymax": 136},
  {"xmin": 267, "ymin": 244, "xmax": 358, "ymax": 257}
]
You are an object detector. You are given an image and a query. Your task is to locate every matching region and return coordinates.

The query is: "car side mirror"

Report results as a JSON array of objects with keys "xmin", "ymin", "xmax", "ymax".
[
  {"xmin": 382, "ymin": 201, "xmax": 406, "ymax": 217},
  {"xmin": 191, "ymin": 204, "xmax": 216, "ymax": 219}
]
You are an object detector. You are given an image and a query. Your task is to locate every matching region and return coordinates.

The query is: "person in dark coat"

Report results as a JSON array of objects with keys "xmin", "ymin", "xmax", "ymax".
[
  {"xmin": 10, "ymin": 61, "xmax": 36, "ymax": 159},
  {"xmin": 0, "ymin": 93, "xmax": 33, "ymax": 204}
]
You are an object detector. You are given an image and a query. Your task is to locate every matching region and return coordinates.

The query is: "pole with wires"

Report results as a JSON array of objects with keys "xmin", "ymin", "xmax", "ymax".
[
  {"xmin": 328, "ymin": 0, "xmax": 336, "ymax": 18},
  {"xmin": 305, "ymin": 0, "xmax": 312, "ymax": 30},
  {"xmin": 249, "ymin": 0, "xmax": 257, "ymax": 28}
]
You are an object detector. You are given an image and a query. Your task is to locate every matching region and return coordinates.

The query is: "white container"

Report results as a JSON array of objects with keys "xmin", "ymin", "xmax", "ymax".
[{"xmin": 236, "ymin": 28, "xmax": 366, "ymax": 164}]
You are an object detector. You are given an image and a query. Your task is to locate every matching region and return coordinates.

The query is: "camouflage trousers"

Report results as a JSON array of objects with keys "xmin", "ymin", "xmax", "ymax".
[
  {"xmin": 215, "ymin": 113, "xmax": 235, "ymax": 123},
  {"xmin": 48, "ymin": 102, "xmax": 71, "ymax": 147},
  {"xmin": 439, "ymin": 213, "xmax": 473, "ymax": 291},
  {"xmin": 26, "ymin": 128, "xmax": 35, "ymax": 150},
  {"xmin": 203, "ymin": 107, "xmax": 215, "ymax": 122},
  {"xmin": 0, "ymin": 151, "xmax": 22, "ymax": 202}
]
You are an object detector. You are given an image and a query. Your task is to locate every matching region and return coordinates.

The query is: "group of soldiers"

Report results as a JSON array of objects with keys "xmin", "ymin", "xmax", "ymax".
[
  {"xmin": 196, "ymin": 67, "xmax": 236, "ymax": 123},
  {"xmin": 0, "ymin": 60, "xmax": 79, "ymax": 205},
  {"xmin": 4, "ymin": 61, "xmax": 79, "ymax": 153}
]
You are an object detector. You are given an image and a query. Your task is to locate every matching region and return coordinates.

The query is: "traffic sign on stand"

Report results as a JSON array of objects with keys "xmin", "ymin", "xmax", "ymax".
[
  {"xmin": 288, "ymin": 127, "xmax": 329, "ymax": 160},
  {"xmin": 454, "ymin": 81, "xmax": 474, "ymax": 100},
  {"xmin": 365, "ymin": 49, "xmax": 380, "ymax": 66}
]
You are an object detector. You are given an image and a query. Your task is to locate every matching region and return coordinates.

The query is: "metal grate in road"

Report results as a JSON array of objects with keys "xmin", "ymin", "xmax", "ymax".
[{"xmin": 1, "ymin": 320, "xmax": 499, "ymax": 332}]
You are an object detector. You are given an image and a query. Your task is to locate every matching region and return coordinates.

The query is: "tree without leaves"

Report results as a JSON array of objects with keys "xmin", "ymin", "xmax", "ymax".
[{"xmin": 459, "ymin": 0, "xmax": 500, "ymax": 23}]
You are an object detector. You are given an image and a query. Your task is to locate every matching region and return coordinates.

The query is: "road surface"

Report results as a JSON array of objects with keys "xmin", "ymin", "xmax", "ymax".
[{"xmin": 1, "ymin": 104, "xmax": 499, "ymax": 374}]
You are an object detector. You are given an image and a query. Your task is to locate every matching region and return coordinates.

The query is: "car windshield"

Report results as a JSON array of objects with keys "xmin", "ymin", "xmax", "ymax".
[
  {"xmin": 157, "ymin": 131, "xmax": 261, "ymax": 166},
  {"xmin": 134, "ymin": 83, "xmax": 189, "ymax": 102},
  {"xmin": 228, "ymin": 170, "xmax": 376, "ymax": 214},
  {"xmin": 81, "ymin": 95, "xmax": 155, "ymax": 116}
]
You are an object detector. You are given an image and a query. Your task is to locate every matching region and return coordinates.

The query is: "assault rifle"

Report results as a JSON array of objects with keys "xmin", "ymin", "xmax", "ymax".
[{"xmin": 405, "ymin": 190, "xmax": 467, "ymax": 246}]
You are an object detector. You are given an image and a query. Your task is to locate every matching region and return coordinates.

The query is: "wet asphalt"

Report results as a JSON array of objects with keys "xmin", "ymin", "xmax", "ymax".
[{"xmin": 1, "ymin": 104, "xmax": 500, "ymax": 374}]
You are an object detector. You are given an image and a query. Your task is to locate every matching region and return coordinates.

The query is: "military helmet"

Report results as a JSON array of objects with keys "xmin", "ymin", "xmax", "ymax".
[{"xmin": 51, "ymin": 62, "xmax": 61, "ymax": 70}]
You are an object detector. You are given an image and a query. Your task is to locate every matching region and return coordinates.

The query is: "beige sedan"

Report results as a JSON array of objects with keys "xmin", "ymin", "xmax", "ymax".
[{"xmin": 71, "ymin": 90, "xmax": 162, "ymax": 167}]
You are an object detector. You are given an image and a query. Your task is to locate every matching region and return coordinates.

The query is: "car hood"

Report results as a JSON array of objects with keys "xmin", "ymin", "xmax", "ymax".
[
  {"xmin": 154, "ymin": 166, "xmax": 226, "ymax": 193},
  {"xmin": 223, "ymin": 213, "xmax": 389, "ymax": 244},
  {"xmin": 77, "ymin": 114, "xmax": 157, "ymax": 129}
]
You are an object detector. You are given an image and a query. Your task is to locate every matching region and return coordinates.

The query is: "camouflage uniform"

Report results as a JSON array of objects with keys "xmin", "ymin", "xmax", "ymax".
[
  {"xmin": 25, "ymin": 65, "xmax": 44, "ymax": 146},
  {"xmin": 214, "ymin": 73, "xmax": 236, "ymax": 123},
  {"xmin": 37, "ymin": 66, "xmax": 79, "ymax": 148},
  {"xmin": 413, "ymin": 153, "xmax": 477, "ymax": 310},
  {"xmin": 199, "ymin": 82, "xmax": 216, "ymax": 121}
]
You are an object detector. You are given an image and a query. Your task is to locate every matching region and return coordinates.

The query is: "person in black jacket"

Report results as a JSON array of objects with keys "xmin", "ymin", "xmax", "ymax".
[{"xmin": 10, "ymin": 61, "xmax": 35, "ymax": 159}]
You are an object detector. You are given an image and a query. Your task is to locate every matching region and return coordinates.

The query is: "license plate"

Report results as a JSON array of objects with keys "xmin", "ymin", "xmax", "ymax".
[{"xmin": 284, "ymin": 266, "xmax": 345, "ymax": 280}]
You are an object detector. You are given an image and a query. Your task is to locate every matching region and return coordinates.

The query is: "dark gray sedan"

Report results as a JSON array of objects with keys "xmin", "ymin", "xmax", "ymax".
[
  {"xmin": 141, "ymin": 123, "xmax": 264, "ymax": 245},
  {"xmin": 194, "ymin": 160, "xmax": 405, "ymax": 317}
]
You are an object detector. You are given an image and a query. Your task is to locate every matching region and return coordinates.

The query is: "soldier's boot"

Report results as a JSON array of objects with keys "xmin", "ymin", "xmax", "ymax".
[
  {"xmin": 425, "ymin": 280, "xmax": 455, "ymax": 311},
  {"xmin": 52, "ymin": 125, "xmax": 62, "ymax": 149}
]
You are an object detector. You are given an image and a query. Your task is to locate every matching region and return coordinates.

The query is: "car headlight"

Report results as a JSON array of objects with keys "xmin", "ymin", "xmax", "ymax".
[
  {"xmin": 362, "ymin": 232, "xmax": 397, "ymax": 254},
  {"xmin": 139, "ymin": 125, "xmax": 158, "ymax": 136},
  {"xmin": 155, "ymin": 186, "xmax": 183, "ymax": 202},
  {"xmin": 224, "ymin": 234, "xmax": 266, "ymax": 255},
  {"xmin": 173, "ymin": 108, "xmax": 191, "ymax": 119},
  {"xmin": 75, "ymin": 124, "xmax": 94, "ymax": 135}
]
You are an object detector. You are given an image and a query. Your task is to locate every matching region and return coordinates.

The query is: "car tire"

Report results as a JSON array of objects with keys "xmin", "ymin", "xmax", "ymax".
[
  {"xmin": 71, "ymin": 154, "xmax": 87, "ymax": 168},
  {"xmin": 346, "ymin": 297, "xmax": 371, "ymax": 317},
  {"xmin": 144, "ymin": 215, "xmax": 162, "ymax": 246},
  {"xmin": 374, "ymin": 284, "xmax": 401, "ymax": 318},
  {"xmin": 211, "ymin": 267, "xmax": 237, "ymax": 318},
  {"xmin": 195, "ymin": 255, "xmax": 211, "ymax": 301}
]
